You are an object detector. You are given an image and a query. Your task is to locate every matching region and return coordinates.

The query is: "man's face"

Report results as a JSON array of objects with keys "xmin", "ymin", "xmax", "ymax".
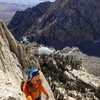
[{"xmin": 31, "ymin": 74, "xmax": 40, "ymax": 84}]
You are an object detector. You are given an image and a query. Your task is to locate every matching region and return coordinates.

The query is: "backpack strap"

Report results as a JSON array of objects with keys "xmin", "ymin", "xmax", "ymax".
[
  {"xmin": 27, "ymin": 79, "xmax": 41, "ymax": 92},
  {"xmin": 21, "ymin": 81, "xmax": 25, "ymax": 91},
  {"xmin": 27, "ymin": 81, "xmax": 34, "ymax": 92}
]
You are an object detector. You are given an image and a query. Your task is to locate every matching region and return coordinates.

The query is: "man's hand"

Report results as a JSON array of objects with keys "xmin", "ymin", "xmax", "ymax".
[{"xmin": 27, "ymin": 96, "xmax": 32, "ymax": 100}]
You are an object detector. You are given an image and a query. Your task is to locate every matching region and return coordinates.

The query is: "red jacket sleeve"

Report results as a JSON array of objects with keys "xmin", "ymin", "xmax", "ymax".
[
  {"xmin": 40, "ymin": 80, "xmax": 48, "ymax": 97},
  {"xmin": 23, "ymin": 83, "xmax": 31, "ymax": 97}
]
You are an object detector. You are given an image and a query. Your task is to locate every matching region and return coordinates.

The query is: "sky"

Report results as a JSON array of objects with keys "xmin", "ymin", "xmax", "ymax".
[{"xmin": 0, "ymin": 0, "xmax": 55, "ymax": 5}]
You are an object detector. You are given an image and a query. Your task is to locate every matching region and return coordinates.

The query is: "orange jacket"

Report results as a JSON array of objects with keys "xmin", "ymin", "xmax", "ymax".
[{"xmin": 22, "ymin": 79, "xmax": 48, "ymax": 100}]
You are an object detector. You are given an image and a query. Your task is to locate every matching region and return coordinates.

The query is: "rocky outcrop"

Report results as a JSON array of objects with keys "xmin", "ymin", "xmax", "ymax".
[
  {"xmin": 8, "ymin": 0, "xmax": 100, "ymax": 56},
  {"xmin": 40, "ymin": 72, "xmax": 55, "ymax": 100},
  {"xmin": 0, "ymin": 20, "xmax": 55, "ymax": 100},
  {"xmin": 0, "ymin": 20, "xmax": 25, "ymax": 99},
  {"xmin": 61, "ymin": 47, "xmax": 100, "ymax": 76},
  {"xmin": 35, "ymin": 49, "xmax": 100, "ymax": 100}
]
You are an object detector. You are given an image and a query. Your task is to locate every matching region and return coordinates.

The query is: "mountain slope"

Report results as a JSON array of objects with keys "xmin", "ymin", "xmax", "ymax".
[
  {"xmin": 8, "ymin": 2, "xmax": 52, "ymax": 40},
  {"xmin": 0, "ymin": 20, "xmax": 55, "ymax": 100},
  {"xmin": 1, "ymin": 18, "xmax": 100, "ymax": 100},
  {"xmin": 0, "ymin": 20, "xmax": 25, "ymax": 99},
  {"xmin": 8, "ymin": 0, "xmax": 100, "ymax": 56},
  {"xmin": 36, "ymin": 48, "xmax": 100, "ymax": 100}
]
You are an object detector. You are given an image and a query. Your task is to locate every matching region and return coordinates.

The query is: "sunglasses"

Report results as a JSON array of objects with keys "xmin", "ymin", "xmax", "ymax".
[{"xmin": 32, "ymin": 72, "xmax": 39, "ymax": 77}]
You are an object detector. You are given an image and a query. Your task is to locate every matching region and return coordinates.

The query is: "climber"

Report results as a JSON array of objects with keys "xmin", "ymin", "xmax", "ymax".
[{"xmin": 21, "ymin": 67, "xmax": 49, "ymax": 100}]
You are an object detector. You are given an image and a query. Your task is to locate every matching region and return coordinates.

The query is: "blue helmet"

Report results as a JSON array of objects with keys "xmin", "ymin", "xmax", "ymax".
[{"xmin": 26, "ymin": 67, "xmax": 39, "ymax": 81}]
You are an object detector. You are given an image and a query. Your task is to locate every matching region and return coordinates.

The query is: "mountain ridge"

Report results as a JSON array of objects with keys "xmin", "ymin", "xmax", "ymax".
[
  {"xmin": 8, "ymin": 1, "xmax": 52, "ymax": 40},
  {"xmin": 8, "ymin": 0, "xmax": 100, "ymax": 56}
]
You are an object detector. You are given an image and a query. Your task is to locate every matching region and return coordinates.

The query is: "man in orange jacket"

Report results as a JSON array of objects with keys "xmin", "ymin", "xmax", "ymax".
[{"xmin": 22, "ymin": 68, "xmax": 49, "ymax": 100}]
